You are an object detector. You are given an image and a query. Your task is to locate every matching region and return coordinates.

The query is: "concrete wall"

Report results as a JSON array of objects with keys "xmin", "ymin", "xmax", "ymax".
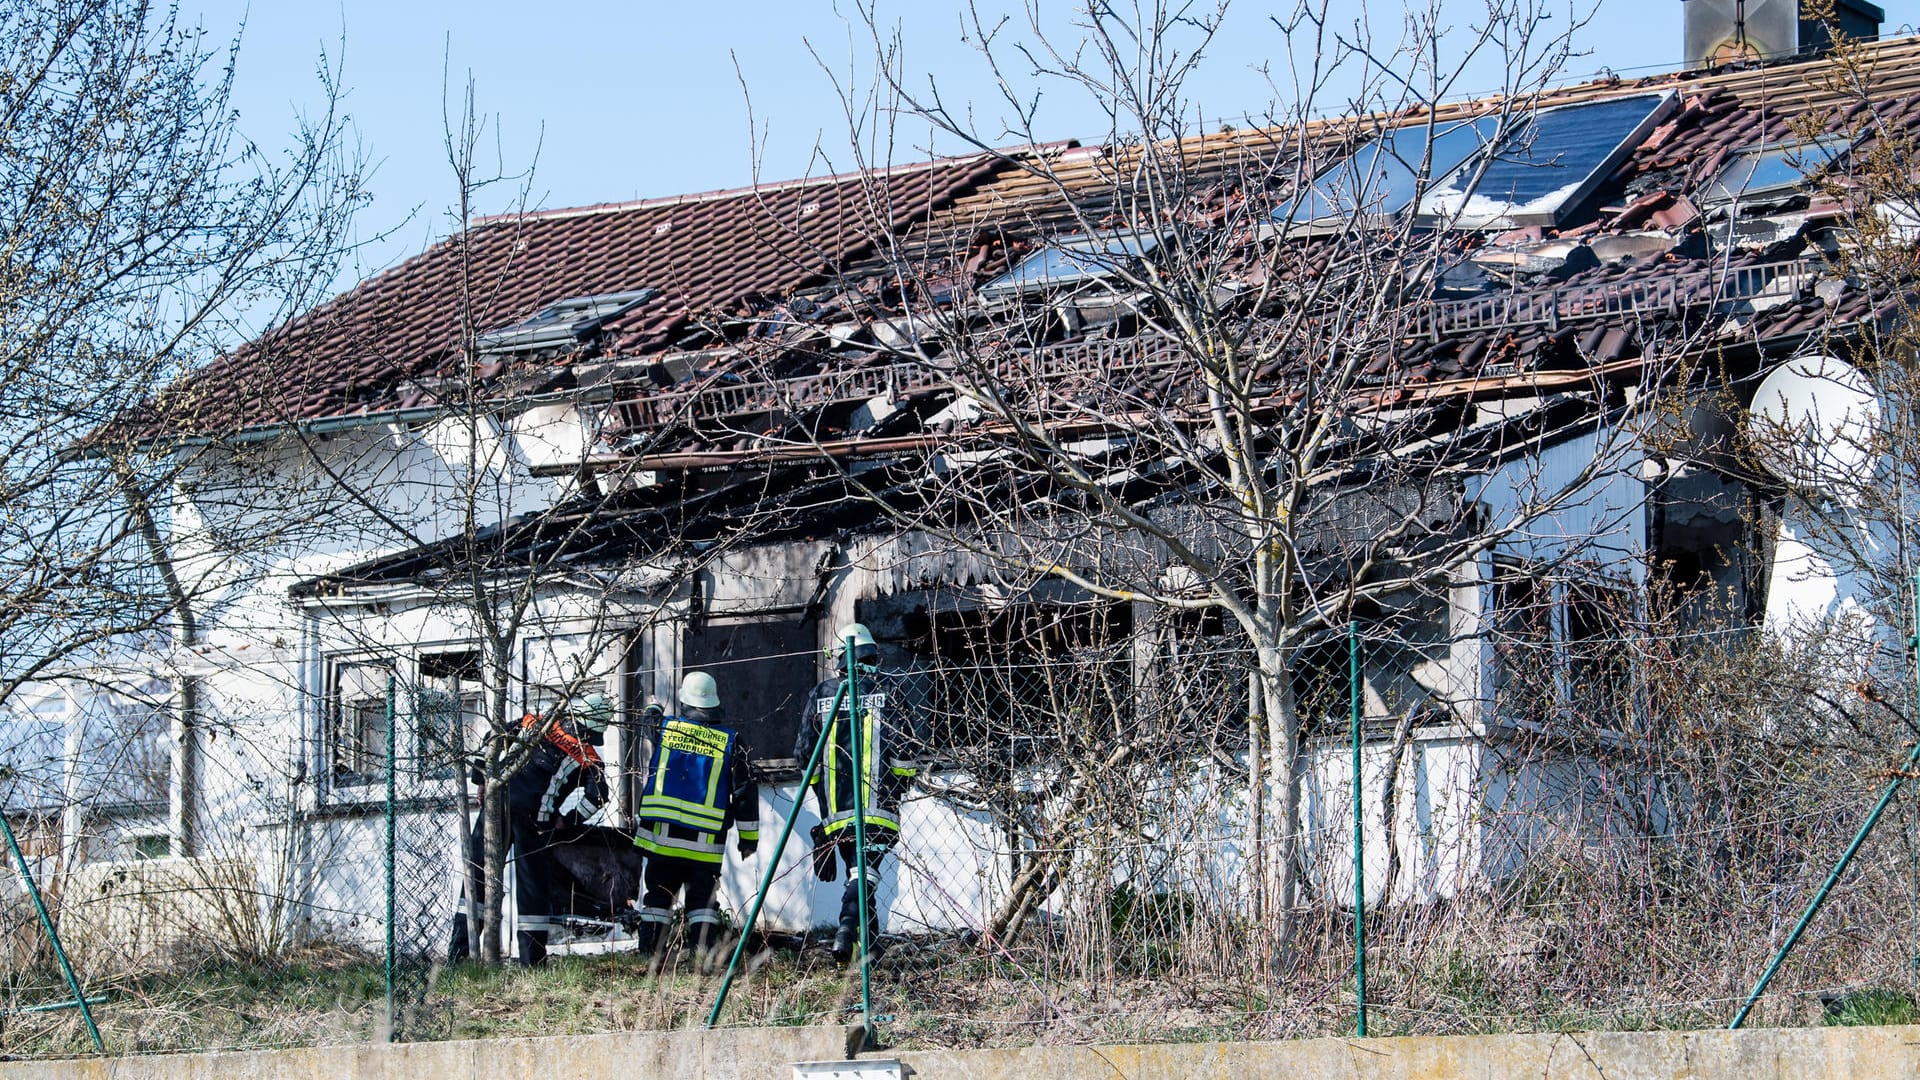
[{"xmin": 6, "ymin": 1024, "xmax": 1920, "ymax": 1080}]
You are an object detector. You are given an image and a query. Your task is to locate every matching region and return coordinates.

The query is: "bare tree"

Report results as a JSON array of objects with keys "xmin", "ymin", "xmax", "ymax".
[
  {"xmin": 706, "ymin": 0, "xmax": 1697, "ymax": 965},
  {"xmin": 0, "ymin": 0, "xmax": 360, "ymax": 890}
]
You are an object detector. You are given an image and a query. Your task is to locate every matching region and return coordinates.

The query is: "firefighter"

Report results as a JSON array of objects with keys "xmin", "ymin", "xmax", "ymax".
[
  {"xmin": 795, "ymin": 622, "xmax": 921, "ymax": 964},
  {"xmin": 632, "ymin": 670, "xmax": 759, "ymax": 964},
  {"xmin": 451, "ymin": 692, "xmax": 611, "ymax": 967}
]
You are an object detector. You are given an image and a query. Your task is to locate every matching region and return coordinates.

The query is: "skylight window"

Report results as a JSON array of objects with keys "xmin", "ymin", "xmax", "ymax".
[
  {"xmin": 978, "ymin": 232, "xmax": 1162, "ymax": 300},
  {"xmin": 475, "ymin": 288, "xmax": 658, "ymax": 354},
  {"xmin": 1700, "ymin": 134, "xmax": 1852, "ymax": 205},
  {"xmin": 1275, "ymin": 116, "xmax": 1501, "ymax": 227},
  {"xmin": 1417, "ymin": 92, "xmax": 1675, "ymax": 229}
]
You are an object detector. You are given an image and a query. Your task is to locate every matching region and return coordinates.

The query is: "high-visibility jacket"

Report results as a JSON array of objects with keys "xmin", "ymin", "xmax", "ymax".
[
  {"xmin": 634, "ymin": 712, "xmax": 758, "ymax": 864},
  {"xmin": 508, "ymin": 712, "xmax": 606, "ymax": 821},
  {"xmin": 795, "ymin": 664, "xmax": 921, "ymax": 836}
]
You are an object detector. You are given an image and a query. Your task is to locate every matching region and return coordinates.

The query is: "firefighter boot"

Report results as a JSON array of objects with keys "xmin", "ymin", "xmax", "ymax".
[
  {"xmin": 515, "ymin": 929, "xmax": 549, "ymax": 967},
  {"xmin": 831, "ymin": 917, "xmax": 858, "ymax": 965},
  {"xmin": 688, "ymin": 910, "xmax": 720, "ymax": 972},
  {"xmin": 448, "ymin": 912, "xmax": 470, "ymax": 964}
]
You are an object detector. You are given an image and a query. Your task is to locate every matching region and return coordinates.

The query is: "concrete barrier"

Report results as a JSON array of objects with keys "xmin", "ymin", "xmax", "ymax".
[{"xmin": 3, "ymin": 1023, "xmax": 1919, "ymax": 1079}]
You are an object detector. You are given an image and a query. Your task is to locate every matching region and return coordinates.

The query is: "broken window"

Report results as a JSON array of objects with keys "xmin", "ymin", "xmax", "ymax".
[
  {"xmin": 474, "ymin": 288, "xmax": 658, "ymax": 355},
  {"xmin": 1291, "ymin": 628, "xmax": 1361, "ymax": 734},
  {"xmin": 976, "ymin": 232, "xmax": 1162, "ymax": 300},
  {"xmin": 1564, "ymin": 580, "xmax": 1634, "ymax": 729},
  {"xmin": 905, "ymin": 601, "xmax": 1132, "ymax": 764},
  {"xmin": 523, "ymin": 633, "xmax": 624, "ymax": 721},
  {"xmin": 414, "ymin": 649, "xmax": 484, "ymax": 781},
  {"xmin": 1418, "ymin": 93, "xmax": 1674, "ymax": 229},
  {"xmin": 1490, "ymin": 563, "xmax": 1635, "ymax": 731},
  {"xmin": 1699, "ymin": 133, "xmax": 1851, "ymax": 205},
  {"xmin": 327, "ymin": 659, "xmax": 396, "ymax": 785},
  {"xmin": 679, "ymin": 617, "xmax": 819, "ymax": 763}
]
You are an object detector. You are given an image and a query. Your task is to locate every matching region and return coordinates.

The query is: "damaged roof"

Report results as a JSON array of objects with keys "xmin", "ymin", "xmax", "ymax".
[
  {"xmin": 141, "ymin": 36, "xmax": 1920, "ymax": 594},
  {"xmin": 133, "ymin": 36, "xmax": 1920, "ymax": 450},
  {"xmin": 111, "ymin": 155, "xmax": 1005, "ymax": 439}
]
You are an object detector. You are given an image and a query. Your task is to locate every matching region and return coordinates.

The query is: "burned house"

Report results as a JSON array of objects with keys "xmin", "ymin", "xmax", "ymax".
[{"xmin": 88, "ymin": 18, "xmax": 1920, "ymax": 953}]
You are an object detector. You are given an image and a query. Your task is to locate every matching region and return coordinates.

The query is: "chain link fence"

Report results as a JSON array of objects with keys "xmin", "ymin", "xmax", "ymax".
[{"xmin": 3, "ymin": 591, "xmax": 1920, "ymax": 1054}]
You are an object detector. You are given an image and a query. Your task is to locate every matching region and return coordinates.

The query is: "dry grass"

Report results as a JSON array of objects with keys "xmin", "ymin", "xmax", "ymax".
[{"xmin": 0, "ymin": 917, "xmax": 1908, "ymax": 1061}]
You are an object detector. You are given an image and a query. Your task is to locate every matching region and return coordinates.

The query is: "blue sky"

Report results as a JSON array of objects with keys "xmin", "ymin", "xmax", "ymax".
[{"xmin": 173, "ymin": 2, "xmax": 1803, "ymax": 292}]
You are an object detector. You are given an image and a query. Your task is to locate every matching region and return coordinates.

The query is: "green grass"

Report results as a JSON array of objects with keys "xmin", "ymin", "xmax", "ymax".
[{"xmin": 1823, "ymin": 989, "xmax": 1919, "ymax": 1027}]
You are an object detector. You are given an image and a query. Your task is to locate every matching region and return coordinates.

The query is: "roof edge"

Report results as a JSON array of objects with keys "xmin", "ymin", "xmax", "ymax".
[{"xmin": 469, "ymin": 144, "xmax": 1068, "ymax": 227}]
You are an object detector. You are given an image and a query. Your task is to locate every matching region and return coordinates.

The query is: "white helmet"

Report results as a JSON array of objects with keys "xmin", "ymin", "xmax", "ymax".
[
  {"xmin": 832, "ymin": 622, "xmax": 879, "ymax": 662},
  {"xmin": 572, "ymin": 692, "xmax": 613, "ymax": 732},
  {"xmin": 679, "ymin": 670, "xmax": 721, "ymax": 710}
]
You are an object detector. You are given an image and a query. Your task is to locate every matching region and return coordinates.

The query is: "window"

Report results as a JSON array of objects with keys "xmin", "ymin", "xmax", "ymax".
[
  {"xmin": 977, "ymin": 231, "xmax": 1162, "ymax": 299},
  {"xmin": 1418, "ymin": 93, "xmax": 1674, "ymax": 229},
  {"xmin": 414, "ymin": 650, "xmax": 484, "ymax": 781},
  {"xmin": 1700, "ymin": 134, "xmax": 1852, "ymax": 205},
  {"xmin": 1276, "ymin": 116, "xmax": 1501, "ymax": 227},
  {"xmin": 1490, "ymin": 564, "xmax": 1634, "ymax": 730},
  {"xmin": 327, "ymin": 660, "xmax": 395, "ymax": 785},
  {"xmin": 1563, "ymin": 580, "xmax": 1633, "ymax": 728},
  {"xmin": 523, "ymin": 634, "xmax": 622, "ymax": 722},
  {"xmin": 327, "ymin": 651, "xmax": 489, "ymax": 791},
  {"xmin": 475, "ymin": 288, "xmax": 658, "ymax": 354},
  {"xmin": 904, "ymin": 601, "xmax": 1132, "ymax": 764}
]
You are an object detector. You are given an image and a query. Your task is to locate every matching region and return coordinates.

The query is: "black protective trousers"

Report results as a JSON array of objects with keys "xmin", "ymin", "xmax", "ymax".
[
  {"xmin": 834, "ymin": 829, "xmax": 894, "ymax": 947},
  {"xmin": 638, "ymin": 852, "xmax": 721, "ymax": 951},
  {"xmin": 451, "ymin": 803, "xmax": 558, "ymax": 964}
]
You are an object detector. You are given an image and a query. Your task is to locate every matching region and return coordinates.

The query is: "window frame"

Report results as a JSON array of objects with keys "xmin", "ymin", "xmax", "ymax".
[
  {"xmin": 1489, "ymin": 560, "xmax": 1638, "ymax": 734},
  {"xmin": 1698, "ymin": 133, "xmax": 1854, "ymax": 207},
  {"xmin": 322, "ymin": 643, "xmax": 496, "ymax": 801},
  {"xmin": 324, "ymin": 656, "xmax": 399, "ymax": 791}
]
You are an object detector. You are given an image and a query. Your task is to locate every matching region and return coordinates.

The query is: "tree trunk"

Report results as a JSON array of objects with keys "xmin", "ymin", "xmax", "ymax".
[
  {"xmin": 1247, "ymin": 671, "xmax": 1265, "ymax": 927},
  {"xmin": 479, "ymin": 780, "xmax": 508, "ymax": 964},
  {"xmin": 1257, "ymin": 646, "xmax": 1301, "ymax": 973},
  {"xmin": 1376, "ymin": 707, "xmax": 1420, "ymax": 904}
]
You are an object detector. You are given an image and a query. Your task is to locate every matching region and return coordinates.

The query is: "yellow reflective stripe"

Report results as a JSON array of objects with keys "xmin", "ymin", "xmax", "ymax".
[
  {"xmin": 737, "ymin": 828, "xmax": 760, "ymax": 841},
  {"xmin": 705, "ymin": 729, "xmax": 725, "ymax": 808},
  {"xmin": 640, "ymin": 792, "xmax": 727, "ymax": 820},
  {"xmin": 652, "ymin": 733, "xmax": 672, "ymax": 806},
  {"xmin": 824, "ymin": 714, "xmax": 840, "ymax": 809},
  {"xmin": 638, "ymin": 802, "xmax": 727, "ymax": 831},
  {"xmin": 822, "ymin": 812, "xmax": 899, "ymax": 834},
  {"xmin": 862, "ymin": 712, "xmax": 878, "ymax": 809},
  {"xmin": 634, "ymin": 834, "xmax": 724, "ymax": 863}
]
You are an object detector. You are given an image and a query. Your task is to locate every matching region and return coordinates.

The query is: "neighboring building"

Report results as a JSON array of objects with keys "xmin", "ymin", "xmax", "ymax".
[{"xmin": 83, "ymin": 15, "xmax": 1920, "ymax": 955}]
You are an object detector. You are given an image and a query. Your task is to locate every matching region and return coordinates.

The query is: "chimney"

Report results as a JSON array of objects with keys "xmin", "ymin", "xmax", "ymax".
[{"xmin": 1683, "ymin": 0, "xmax": 1884, "ymax": 70}]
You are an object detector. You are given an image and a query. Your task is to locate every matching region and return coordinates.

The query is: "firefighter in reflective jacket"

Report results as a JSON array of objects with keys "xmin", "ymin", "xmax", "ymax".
[
  {"xmin": 452, "ymin": 693, "xmax": 610, "ymax": 967},
  {"xmin": 795, "ymin": 622, "xmax": 921, "ymax": 963},
  {"xmin": 632, "ymin": 670, "xmax": 759, "ymax": 961}
]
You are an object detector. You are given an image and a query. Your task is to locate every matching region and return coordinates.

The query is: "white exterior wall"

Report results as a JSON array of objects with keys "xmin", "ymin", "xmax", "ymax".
[{"xmin": 121, "ymin": 406, "xmax": 1689, "ymax": 956}]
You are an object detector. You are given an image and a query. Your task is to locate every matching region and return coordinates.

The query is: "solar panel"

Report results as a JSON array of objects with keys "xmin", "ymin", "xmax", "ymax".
[
  {"xmin": 1275, "ymin": 116, "xmax": 1501, "ymax": 227},
  {"xmin": 978, "ymin": 232, "xmax": 1162, "ymax": 299},
  {"xmin": 1418, "ymin": 92, "xmax": 1675, "ymax": 228},
  {"xmin": 1700, "ymin": 134, "xmax": 1852, "ymax": 204}
]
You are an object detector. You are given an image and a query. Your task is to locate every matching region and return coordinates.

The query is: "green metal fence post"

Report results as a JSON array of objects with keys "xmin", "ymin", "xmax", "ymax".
[
  {"xmin": 384, "ymin": 673, "xmax": 397, "ymax": 1042},
  {"xmin": 1351, "ymin": 619, "xmax": 1367, "ymax": 1038},
  {"xmin": 0, "ymin": 813, "xmax": 103, "ymax": 1051},
  {"xmin": 706, "ymin": 681, "xmax": 846, "ymax": 1028},
  {"xmin": 1728, "ymin": 569, "xmax": 1920, "ymax": 1030},
  {"xmin": 848, "ymin": 635, "xmax": 876, "ymax": 1049}
]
